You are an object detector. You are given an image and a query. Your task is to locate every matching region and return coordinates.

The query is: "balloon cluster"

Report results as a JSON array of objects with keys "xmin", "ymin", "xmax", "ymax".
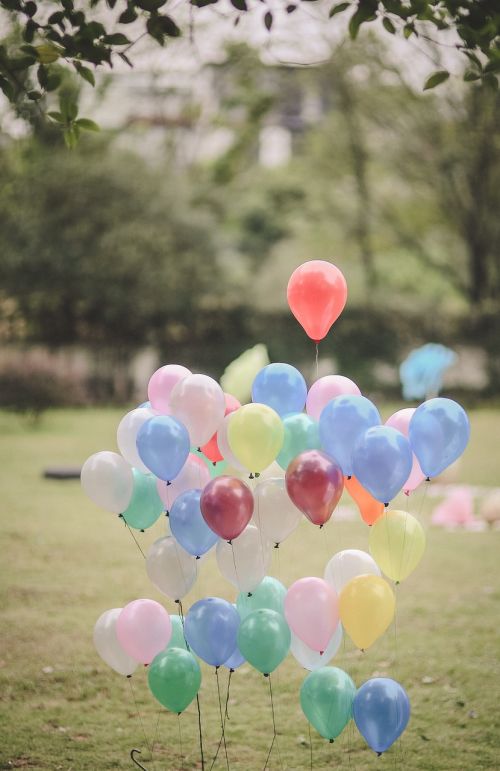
[{"xmin": 84, "ymin": 260, "xmax": 470, "ymax": 758}]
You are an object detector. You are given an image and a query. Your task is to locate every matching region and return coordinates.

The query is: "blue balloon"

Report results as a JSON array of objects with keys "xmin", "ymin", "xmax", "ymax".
[
  {"xmin": 400, "ymin": 343, "xmax": 456, "ymax": 401},
  {"xmin": 252, "ymin": 363, "xmax": 307, "ymax": 417},
  {"xmin": 184, "ymin": 598, "xmax": 240, "ymax": 667},
  {"xmin": 319, "ymin": 395, "xmax": 381, "ymax": 476},
  {"xmin": 352, "ymin": 426, "xmax": 412, "ymax": 504},
  {"xmin": 224, "ymin": 646, "xmax": 246, "ymax": 671},
  {"xmin": 408, "ymin": 397, "xmax": 470, "ymax": 478},
  {"xmin": 277, "ymin": 413, "xmax": 321, "ymax": 470},
  {"xmin": 353, "ymin": 678, "xmax": 410, "ymax": 754},
  {"xmin": 136, "ymin": 416, "xmax": 190, "ymax": 482},
  {"xmin": 169, "ymin": 489, "xmax": 219, "ymax": 557}
]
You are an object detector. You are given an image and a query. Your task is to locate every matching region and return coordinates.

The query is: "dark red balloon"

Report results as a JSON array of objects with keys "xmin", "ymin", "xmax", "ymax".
[
  {"xmin": 200, "ymin": 476, "xmax": 254, "ymax": 541},
  {"xmin": 285, "ymin": 450, "xmax": 344, "ymax": 527}
]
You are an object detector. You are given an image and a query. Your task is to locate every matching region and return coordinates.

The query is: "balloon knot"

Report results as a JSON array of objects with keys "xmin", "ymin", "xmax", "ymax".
[
  {"xmin": 165, "ymin": 511, "xmax": 169, "ymax": 517},
  {"xmin": 140, "ymin": 529, "xmax": 145, "ymax": 533},
  {"xmin": 175, "ymin": 599, "xmax": 180, "ymax": 604},
  {"xmin": 228, "ymin": 539, "xmax": 232, "ymax": 545},
  {"xmin": 274, "ymin": 542, "xmax": 280, "ymax": 549},
  {"xmin": 255, "ymin": 472, "xmax": 260, "ymax": 478},
  {"xmin": 144, "ymin": 663, "xmax": 149, "ymax": 667},
  {"xmin": 118, "ymin": 513, "xmax": 123, "ymax": 518},
  {"xmin": 426, "ymin": 476, "xmax": 431, "ymax": 482},
  {"xmin": 319, "ymin": 524, "xmax": 323, "ymax": 529},
  {"xmin": 196, "ymin": 555, "xmax": 201, "ymax": 560},
  {"xmin": 215, "ymin": 666, "xmax": 220, "ymax": 672},
  {"xmin": 249, "ymin": 473, "xmax": 254, "ymax": 479},
  {"xmin": 126, "ymin": 674, "xmax": 132, "ymax": 679},
  {"xmin": 329, "ymin": 739, "xmax": 334, "ymax": 744},
  {"xmin": 263, "ymin": 673, "xmax": 269, "ymax": 678},
  {"xmin": 197, "ymin": 447, "xmax": 202, "ymax": 452},
  {"xmin": 384, "ymin": 502, "xmax": 389, "ymax": 508},
  {"xmin": 404, "ymin": 490, "xmax": 410, "ymax": 497},
  {"xmin": 230, "ymin": 668, "xmax": 234, "ymax": 673},
  {"xmin": 347, "ymin": 475, "xmax": 352, "ymax": 480},
  {"xmin": 360, "ymin": 648, "xmax": 365, "ymax": 653},
  {"xmin": 167, "ymin": 481, "xmax": 172, "ymax": 486},
  {"xmin": 395, "ymin": 580, "xmax": 400, "ymax": 585},
  {"xmin": 247, "ymin": 592, "xmax": 253, "ymax": 597},
  {"xmin": 319, "ymin": 651, "xmax": 324, "ymax": 656},
  {"xmin": 377, "ymin": 752, "xmax": 382, "ymax": 757},
  {"xmin": 212, "ymin": 461, "xmax": 217, "ymax": 467}
]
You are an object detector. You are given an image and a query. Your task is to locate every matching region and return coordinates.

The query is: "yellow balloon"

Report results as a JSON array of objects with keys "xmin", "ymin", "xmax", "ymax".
[
  {"xmin": 339, "ymin": 575, "xmax": 395, "ymax": 651},
  {"xmin": 369, "ymin": 510, "xmax": 425, "ymax": 583},
  {"xmin": 227, "ymin": 403, "xmax": 284, "ymax": 473}
]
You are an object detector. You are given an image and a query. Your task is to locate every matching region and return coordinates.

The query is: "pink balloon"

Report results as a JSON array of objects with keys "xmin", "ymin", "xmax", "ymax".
[
  {"xmin": 432, "ymin": 486, "xmax": 474, "ymax": 527},
  {"xmin": 148, "ymin": 364, "xmax": 191, "ymax": 414},
  {"xmin": 385, "ymin": 408, "xmax": 425, "ymax": 494},
  {"xmin": 116, "ymin": 599, "xmax": 172, "ymax": 665},
  {"xmin": 156, "ymin": 453, "xmax": 210, "ymax": 510},
  {"xmin": 284, "ymin": 577, "xmax": 339, "ymax": 653},
  {"xmin": 306, "ymin": 376, "xmax": 361, "ymax": 421}
]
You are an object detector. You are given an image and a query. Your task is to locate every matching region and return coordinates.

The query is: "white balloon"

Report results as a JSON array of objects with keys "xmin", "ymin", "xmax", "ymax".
[
  {"xmin": 324, "ymin": 549, "xmax": 381, "ymax": 594},
  {"xmin": 146, "ymin": 536, "xmax": 198, "ymax": 600},
  {"xmin": 216, "ymin": 412, "xmax": 246, "ymax": 471},
  {"xmin": 117, "ymin": 407, "xmax": 155, "ymax": 474},
  {"xmin": 170, "ymin": 374, "xmax": 226, "ymax": 447},
  {"xmin": 93, "ymin": 608, "xmax": 137, "ymax": 676},
  {"xmin": 216, "ymin": 524, "xmax": 271, "ymax": 593},
  {"xmin": 290, "ymin": 624, "xmax": 343, "ymax": 671},
  {"xmin": 254, "ymin": 477, "xmax": 301, "ymax": 545},
  {"xmin": 81, "ymin": 451, "xmax": 133, "ymax": 513}
]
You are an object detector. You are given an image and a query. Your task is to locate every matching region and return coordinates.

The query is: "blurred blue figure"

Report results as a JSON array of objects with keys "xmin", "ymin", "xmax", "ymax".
[{"xmin": 400, "ymin": 343, "xmax": 456, "ymax": 401}]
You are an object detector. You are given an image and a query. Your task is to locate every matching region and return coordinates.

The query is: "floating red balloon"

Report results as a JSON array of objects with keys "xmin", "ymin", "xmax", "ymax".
[
  {"xmin": 285, "ymin": 450, "xmax": 344, "ymax": 527},
  {"xmin": 287, "ymin": 260, "xmax": 347, "ymax": 342},
  {"xmin": 201, "ymin": 393, "xmax": 241, "ymax": 463},
  {"xmin": 200, "ymin": 476, "xmax": 254, "ymax": 541}
]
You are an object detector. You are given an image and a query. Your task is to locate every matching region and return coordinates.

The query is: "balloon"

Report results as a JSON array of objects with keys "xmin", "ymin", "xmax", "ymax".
[
  {"xmin": 285, "ymin": 577, "xmax": 339, "ymax": 653},
  {"xmin": 285, "ymin": 450, "xmax": 344, "ymax": 527},
  {"xmin": 287, "ymin": 260, "xmax": 348, "ymax": 342},
  {"xmin": 290, "ymin": 624, "xmax": 343, "ymax": 671},
  {"xmin": 184, "ymin": 598, "xmax": 240, "ymax": 667},
  {"xmin": 236, "ymin": 576, "xmax": 287, "ymax": 620},
  {"xmin": 306, "ymin": 375, "xmax": 361, "ymax": 421},
  {"xmin": 224, "ymin": 646, "xmax": 246, "ymax": 671},
  {"xmin": 300, "ymin": 667, "xmax": 356, "ymax": 740},
  {"xmin": 409, "ymin": 397, "xmax": 470, "ymax": 478},
  {"xmin": 216, "ymin": 524, "xmax": 272, "ymax": 593},
  {"xmin": 117, "ymin": 407, "xmax": 155, "ymax": 474},
  {"xmin": 136, "ymin": 416, "xmax": 190, "ymax": 482},
  {"xmin": 156, "ymin": 453, "xmax": 210, "ymax": 511},
  {"xmin": 148, "ymin": 648, "xmax": 201, "ymax": 713},
  {"xmin": 369, "ymin": 510, "xmax": 425, "ymax": 582},
  {"xmin": 253, "ymin": 478, "xmax": 301, "ymax": 545},
  {"xmin": 201, "ymin": 393, "xmax": 241, "ymax": 463},
  {"xmin": 169, "ymin": 489, "xmax": 219, "ymax": 557},
  {"xmin": 167, "ymin": 615, "xmax": 188, "ymax": 651},
  {"xmin": 352, "ymin": 426, "xmax": 413, "ymax": 504},
  {"xmin": 252, "ymin": 363, "xmax": 307, "ymax": 418},
  {"xmin": 237, "ymin": 609, "xmax": 290, "ymax": 675},
  {"xmin": 227, "ymin": 403, "xmax": 284, "ymax": 473},
  {"xmin": 116, "ymin": 599, "xmax": 171, "ymax": 665},
  {"xmin": 400, "ymin": 343, "xmax": 456, "ymax": 401},
  {"xmin": 339, "ymin": 576, "xmax": 395, "ymax": 651},
  {"xmin": 324, "ymin": 550, "xmax": 381, "ymax": 594},
  {"xmin": 200, "ymin": 476, "xmax": 254, "ymax": 541},
  {"xmin": 319, "ymin": 395, "xmax": 381, "ymax": 477},
  {"xmin": 276, "ymin": 414, "xmax": 321, "ymax": 471},
  {"xmin": 385, "ymin": 408, "xmax": 425, "ymax": 494},
  {"xmin": 93, "ymin": 608, "xmax": 137, "ymax": 676},
  {"xmin": 81, "ymin": 451, "xmax": 133, "ymax": 514},
  {"xmin": 122, "ymin": 469, "xmax": 164, "ymax": 530},
  {"xmin": 344, "ymin": 476, "xmax": 384, "ymax": 526},
  {"xmin": 432, "ymin": 486, "xmax": 475, "ymax": 528},
  {"xmin": 147, "ymin": 364, "xmax": 191, "ymax": 414},
  {"xmin": 220, "ymin": 343, "xmax": 270, "ymax": 404},
  {"xmin": 353, "ymin": 678, "xmax": 410, "ymax": 754},
  {"xmin": 217, "ymin": 412, "xmax": 247, "ymax": 472},
  {"xmin": 170, "ymin": 374, "xmax": 226, "ymax": 447},
  {"xmin": 146, "ymin": 536, "xmax": 198, "ymax": 600}
]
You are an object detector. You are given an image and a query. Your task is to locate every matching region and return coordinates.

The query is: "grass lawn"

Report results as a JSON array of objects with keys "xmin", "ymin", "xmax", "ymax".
[{"xmin": 0, "ymin": 407, "xmax": 499, "ymax": 770}]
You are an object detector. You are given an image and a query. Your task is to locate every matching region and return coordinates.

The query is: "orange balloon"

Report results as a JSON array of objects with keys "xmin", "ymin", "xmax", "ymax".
[
  {"xmin": 287, "ymin": 260, "xmax": 347, "ymax": 342},
  {"xmin": 345, "ymin": 475, "xmax": 384, "ymax": 526}
]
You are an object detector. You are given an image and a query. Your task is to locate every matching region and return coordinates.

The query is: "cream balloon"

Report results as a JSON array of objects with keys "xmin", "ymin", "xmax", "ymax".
[
  {"xmin": 146, "ymin": 536, "xmax": 198, "ymax": 601},
  {"xmin": 217, "ymin": 412, "xmax": 247, "ymax": 471},
  {"xmin": 324, "ymin": 549, "xmax": 381, "ymax": 594},
  {"xmin": 156, "ymin": 454, "xmax": 210, "ymax": 511},
  {"xmin": 170, "ymin": 374, "xmax": 226, "ymax": 447},
  {"xmin": 81, "ymin": 451, "xmax": 133, "ymax": 513},
  {"xmin": 254, "ymin": 477, "xmax": 301, "ymax": 545},
  {"xmin": 93, "ymin": 608, "xmax": 137, "ymax": 677},
  {"xmin": 117, "ymin": 407, "xmax": 155, "ymax": 474},
  {"xmin": 216, "ymin": 524, "xmax": 272, "ymax": 593},
  {"xmin": 290, "ymin": 623, "xmax": 343, "ymax": 671}
]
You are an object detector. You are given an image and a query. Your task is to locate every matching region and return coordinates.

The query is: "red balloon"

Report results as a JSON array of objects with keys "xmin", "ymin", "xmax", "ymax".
[
  {"xmin": 201, "ymin": 393, "xmax": 241, "ymax": 463},
  {"xmin": 286, "ymin": 450, "xmax": 344, "ymax": 527},
  {"xmin": 200, "ymin": 476, "xmax": 254, "ymax": 541},
  {"xmin": 287, "ymin": 260, "xmax": 347, "ymax": 342}
]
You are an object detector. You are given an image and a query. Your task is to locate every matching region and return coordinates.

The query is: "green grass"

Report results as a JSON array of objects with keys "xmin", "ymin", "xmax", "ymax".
[{"xmin": 0, "ymin": 407, "xmax": 499, "ymax": 770}]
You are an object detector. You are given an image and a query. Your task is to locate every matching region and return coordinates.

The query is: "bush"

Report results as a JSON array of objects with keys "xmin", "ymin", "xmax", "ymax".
[{"xmin": 0, "ymin": 363, "xmax": 86, "ymax": 421}]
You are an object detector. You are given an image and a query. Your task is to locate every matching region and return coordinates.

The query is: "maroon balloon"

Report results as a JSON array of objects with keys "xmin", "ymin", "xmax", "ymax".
[
  {"xmin": 286, "ymin": 450, "xmax": 344, "ymax": 526},
  {"xmin": 200, "ymin": 476, "xmax": 254, "ymax": 541}
]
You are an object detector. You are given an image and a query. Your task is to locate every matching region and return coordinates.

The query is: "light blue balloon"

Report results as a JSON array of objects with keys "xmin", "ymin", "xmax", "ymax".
[
  {"xmin": 400, "ymin": 343, "xmax": 456, "ymax": 401},
  {"xmin": 169, "ymin": 489, "xmax": 219, "ymax": 557},
  {"xmin": 184, "ymin": 598, "xmax": 240, "ymax": 668},
  {"xmin": 136, "ymin": 416, "xmax": 190, "ymax": 482},
  {"xmin": 252, "ymin": 363, "xmax": 307, "ymax": 418},
  {"xmin": 352, "ymin": 426, "xmax": 412, "ymax": 504},
  {"xmin": 353, "ymin": 678, "xmax": 410, "ymax": 754},
  {"xmin": 167, "ymin": 615, "xmax": 188, "ymax": 651},
  {"xmin": 277, "ymin": 413, "xmax": 321, "ymax": 470},
  {"xmin": 319, "ymin": 395, "xmax": 381, "ymax": 476},
  {"xmin": 236, "ymin": 577, "xmax": 287, "ymax": 620},
  {"xmin": 408, "ymin": 397, "xmax": 470, "ymax": 478},
  {"xmin": 224, "ymin": 646, "xmax": 245, "ymax": 671}
]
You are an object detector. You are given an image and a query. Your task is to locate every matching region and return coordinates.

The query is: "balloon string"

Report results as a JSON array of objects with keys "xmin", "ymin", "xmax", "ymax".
[
  {"xmin": 178, "ymin": 713, "xmax": 184, "ymax": 771},
  {"xmin": 128, "ymin": 677, "xmax": 152, "ymax": 755},
  {"xmin": 149, "ymin": 710, "xmax": 162, "ymax": 771},
  {"xmin": 177, "ymin": 601, "xmax": 206, "ymax": 771},
  {"xmin": 125, "ymin": 521, "xmax": 146, "ymax": 560},
  {"xmin": 315, "ymin": 343, "xmax": 319, "ymax": 379},
  {"xmin": 230, "ymin": 544, "xmax": 242, "ymax": 594},
  {"xmin": 214, "ymin": 668, "xmax": 230, "ymax": 771},
  {"xmin": 210, "ymin": 669, "xmax": 233, "ymax": 769},
  {"xmin": 263, "ymin": 675, "xmax": 283, "ymax": 771},
  {"xmin": 308, "ymin": 722, "xmax": 313, "ymax": 770}
]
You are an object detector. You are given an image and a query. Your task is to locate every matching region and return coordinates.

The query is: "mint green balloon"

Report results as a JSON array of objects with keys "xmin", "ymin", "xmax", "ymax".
[
  {"xmin": 148, "ymin": 648, "xmax": 201, "ymax": 713},
  {"xmin": 237, "ymin": 577, "xmax": 286, "ymax": 620},
  {"xmin": 277, "ymin": 414, "xmax": 320, "ymax": 470},
  {"xmin": 237, "ymin": 609, "xmax": 290, "ymax": 675},
  {"xmin": 122, "ymin": 468, "xmax": 163, "ymax": 530},
  {"xmin": 300, "ymin": 667, "xmax": 356, "ymax": 740},
  {"xmin": 167, "ymin": 615, "xmax": 188, "ymax": 651}
]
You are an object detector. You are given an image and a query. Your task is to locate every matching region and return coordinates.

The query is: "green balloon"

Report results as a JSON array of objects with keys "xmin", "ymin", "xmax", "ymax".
[
  {"xmin": 148, "ymin": 648, "xmax": 201, "ymax": 713},
  {"xmin": 166, "ymin": 615, "xmax": 188, "ymax": 651},
  {"xmin": 237, "ymin": 609, "xmax": 290, "ymax": 675},
  {"xmin": 277, "ymin": 414, "xmax": 320, "ymax": 470},
  {"xmin": 300, "ymin": 667, "xmax": 356, "ymax": 741},
  {"xmin": 122, "ymin": 469, "xmax": 163, "ymax": 530},
  {"xmin": 237, "ymin": 577, "xmax": 286, "ymax": 620}
]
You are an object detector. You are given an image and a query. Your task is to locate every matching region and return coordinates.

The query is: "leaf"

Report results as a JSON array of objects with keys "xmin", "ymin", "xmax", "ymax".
[
  {"xmin": 156, "ymin": 15, "xmax": 181, "ymax": 37},
  {"xmin": 27, "ymin": 89, "xmax": 42, "ymax": 100},
  {"xmin": 348, "ymin": 4, "xmax": 377, "ymax": 40},
  {"xmin": 76, "ymin": 118, "xmax": 100, "ymax": 131},
  {"xmin": 75, "ymin": 62, "xmax": 96, "ymax": 86},
  {"xmin": 63, "ymin": 126, "xmax": 78, "ymax": 149},
  {"xmin": 482, "ymin": 73, "xmax": 499, "ymax": 91},
  {"xmin": 47, "ymin": 110, "xmax": 64, "ymax": 123},
  {"xmin": 403, "ymin": 23, "xmax": 415, "ymax": 38},
  {"xmin": 382, "ymin": 17, "xmax": 395, "ymax": 34},
  {"xmin": 24, "ymin": 1, "xmax": 37, "ymax": 17},
  {"xmin": 264, "ymin": 10, "xmax": 273, "ymax": 30},
  {"xmin": 484, "ymin": 59, "xmax": 500, "ymax": 74},
  {"xmin": 118, "ymin": 51, "xmax": 133, "ymax": 67},
  {"xmin": 190, "ymin": 0, "xmax": 218, "ymax": 5},
  {"xmin": 118, "ymin": 8, "xmax": 138, "ymax": 23},
  {"xmin": 0, "ymin": 76, "xmax": 15, "ymax": 102},
  {"xmin": 462, "ymin": 50, "xmax": 482, "ymax": 69},
  {"xmin": 230, "ymin": 0, "xmax": 247, "ymax": 9},
  {"xmin": 102, "ymin": 33, "xmax": 131, "ymax": 45},
  {"xmin": 329, "ymin": 2, "xmax": 349, "ymax": 18},
  {"xmin": 286, "ymin": 4, "xmax": 297, "ymax": 13},
  {"xmin": 48, "ymin": 10, "xmax": 65, "ymax": 27},
  {"xmin": 136, "ymin": 0, "xmax": 167, "ymax": 10},
  {"xmin": 46, "ymin": 71, "xmax": 62, "ymax": 91},
  {"xmin": 423, "ymin": 70, "xmax": 450, "ymax": 90},
  {"xmin": 35, "ymin": 43, "xmax": 60, "ymax": 64},
  {"xmin": 463, "ymin": 69, "xmax": 481, "ymax": 82},
  {"xmin": 60, "ymin": 95, "xmax": 78, "ymax": 121}
]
